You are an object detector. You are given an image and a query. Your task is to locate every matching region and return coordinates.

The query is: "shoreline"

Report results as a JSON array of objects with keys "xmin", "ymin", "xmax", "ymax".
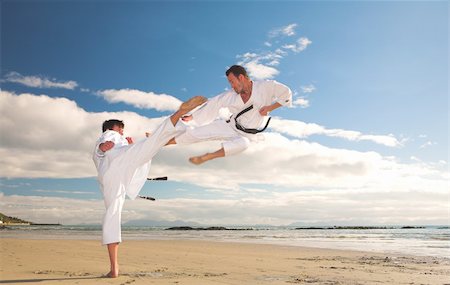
[
  {"xmin": 1, "ymin": 224, "xmax": 448, "ymax": 259},
  {"xmin": 1, "ymin": 238, "xmax": 449, "ymax": 284}
]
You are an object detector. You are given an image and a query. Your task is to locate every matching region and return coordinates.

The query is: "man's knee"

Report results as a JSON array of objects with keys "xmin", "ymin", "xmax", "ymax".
[{"xmin": 223, "ymin": 138, "xmax": 250, "ymax": 156}]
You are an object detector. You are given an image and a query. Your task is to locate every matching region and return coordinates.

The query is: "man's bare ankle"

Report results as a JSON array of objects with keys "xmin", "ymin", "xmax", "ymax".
[{"xmin": 106, "ymin": 270, "xmax": 119, "ymax": 278}]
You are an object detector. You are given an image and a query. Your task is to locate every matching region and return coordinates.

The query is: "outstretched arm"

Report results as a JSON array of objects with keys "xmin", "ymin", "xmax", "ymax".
[{"xmin": 259, "ymin": 102, "xmax": 282, "ymax": 116}]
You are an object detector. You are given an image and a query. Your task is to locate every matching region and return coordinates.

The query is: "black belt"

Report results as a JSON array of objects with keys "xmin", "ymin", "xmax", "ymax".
[{"xmin": 231, "ymin": 105, "xmax": 271, "ymax": 134}]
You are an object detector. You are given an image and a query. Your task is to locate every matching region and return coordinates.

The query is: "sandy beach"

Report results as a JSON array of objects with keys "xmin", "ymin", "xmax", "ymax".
[{"xmin": 1, "ymin": 238, "xmax": 449, "ymax": 285}]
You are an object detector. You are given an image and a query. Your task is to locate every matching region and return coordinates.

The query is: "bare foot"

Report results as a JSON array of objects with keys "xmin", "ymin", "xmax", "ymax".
[
  {"xmin": 170, "ymin": 96, "xmax": 207, "ymax": 126},
  {"xmin": 189, "ymin": 155, "xmax": 207, "ymax": 165},
  {"xmin": 179, "ymin": 96, "xmax": 207, "ymax": 115},
  {"xmin": 105, "ymin": 271, "xmax": 119, "ymax": 278}
]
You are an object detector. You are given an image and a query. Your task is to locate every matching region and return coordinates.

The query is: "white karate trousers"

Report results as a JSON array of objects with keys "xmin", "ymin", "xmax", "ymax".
[
  {"xmin": 175, "ymin": 119, "xmax": 251, "ymax": 156},
  {"xmin": 100, "ymin": 118, "xmax": 183, "ymax": 245}
]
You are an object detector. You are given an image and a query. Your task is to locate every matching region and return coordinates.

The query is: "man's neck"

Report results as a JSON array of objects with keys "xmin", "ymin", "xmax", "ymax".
[{"xmin": 240, "ymin": 81, "xmax": 252, "ymax": 103}]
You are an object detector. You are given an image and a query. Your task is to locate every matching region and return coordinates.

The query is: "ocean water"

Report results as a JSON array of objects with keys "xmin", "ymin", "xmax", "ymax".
[{"xmin": 1, "ymin": 225, "xmax": 449, "ymax": 259}]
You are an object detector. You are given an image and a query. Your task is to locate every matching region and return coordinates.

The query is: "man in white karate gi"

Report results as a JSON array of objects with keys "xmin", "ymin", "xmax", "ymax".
[
  {"xmin": 92, "ymin": 96, "xmax": 206, "ymax": 278},
  {"xmin": 166, "ymin": 65, "xmax": 292, "ymax": 164}
]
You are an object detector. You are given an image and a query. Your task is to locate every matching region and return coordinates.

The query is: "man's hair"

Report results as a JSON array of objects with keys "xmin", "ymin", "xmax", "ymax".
[
  {"xmin": 225, "ymin": 65, "xmax": 249, "ymax": 79},
  {"xmin": 102, "ymin": 119, "xmax": 124, "ymax": 132}
]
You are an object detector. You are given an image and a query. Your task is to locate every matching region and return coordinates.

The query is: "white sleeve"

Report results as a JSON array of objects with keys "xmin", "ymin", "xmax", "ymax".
[
  {"xmin": 93, "ymin": 134, "xmax": 107, "ymax": 169},
  {"xmin": 94, "ymin": 132, "xmax": 110, "ymax": 158},
  {"xmin": 271, "ymin": 80, "xmax": 292, "ymax": 107},
  {"xmin": 191, "ymin": 91, "xmax": 231, "ymax": 125},
  {"xmin": 94, "ymin": 144, "xmax": 105, "ymax": 157},
  {"xmin": 94, "ymin": 131, "xmax": 125, "ymax": 156}
]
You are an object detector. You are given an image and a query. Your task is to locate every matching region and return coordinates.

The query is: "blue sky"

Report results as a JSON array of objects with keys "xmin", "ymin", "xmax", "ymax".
[{"xmin": 0, "ymin": 1, "xmax": 448, "ymax": 226}]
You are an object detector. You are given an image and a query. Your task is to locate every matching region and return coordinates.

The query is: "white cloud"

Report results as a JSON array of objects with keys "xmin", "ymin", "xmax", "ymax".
[
  {"xmin": 97, "ymin": 88, "xmax": 182, "ymax": 111},
  {"xmin": 149, "ymin": 131, "xmax": 447, "ymax": 199},
  {"xmin": 0, "ymin": 91, "xmax": 428, "ymax": 188},
  {"xmin": 238, "ymin": 52, "xmax": 259, "ymax": 61},
  {"xmin": 33, "ymin": 189, "xmax": 95, "ymax": 195},
  {"xmin": 0, "ymin": 90, "xmax": 167, "ymax": 178},
  {"xmin": 236, "ymin": 24, "xmax": 310, "ymax": 80},
  {"xmin": 0, "ymin": 193, "xmax": 104, "ymax": 225},
  {"xmin": 269, "ymin": 23, "xmax": 298, "ymax": 38},
  {"xmin": 420, "ymin": 141, "xmax": 436, "ymax": 149},
  {"xmin": 151, "ymin": 136, "xmax": 380, "ymax": 190},
  {"xmin": 292, "ymin": 84, "xmax": 315, "ymax": 108},
  {"xmin": 0, "ymin": 185, "xmax": 448, "ymax": 226},
  {"xmin": 0, "ymin": 91, "xmax": 448, "ymax": 226},
  {"xmin": 410, "ymin": 156, "xmax": 421, "ymax": 162},
  {"xmin": 282, "ymin": 37, "xmax": 312, "ymax": 53},
  {"xmin": 293, "ymin": 97, "xmax": 310, "ymax": 108},
  {"xmin": 242, "ymin": 61, "xmax": 280, "ymax": 80},
  {"xmin": 3, "ymin": 72, "xmax": 78, "ymax": 90},
  {"xmin": 269, "ymin": 118, "xmax": 402, "ymax": 147},
  {"xmin": 301, "ymin": 84, "xmax": 316, "ymax": 93}
]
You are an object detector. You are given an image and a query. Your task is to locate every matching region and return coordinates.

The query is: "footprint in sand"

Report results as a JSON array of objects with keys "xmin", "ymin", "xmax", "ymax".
[{"xmin": 120, "ymin": 279, "xmax": 135, "ymax": 285}]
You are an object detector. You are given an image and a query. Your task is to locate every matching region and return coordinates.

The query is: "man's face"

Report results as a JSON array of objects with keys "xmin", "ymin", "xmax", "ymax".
[{"xmin": 227, "ymin": 73, "xmax": 244, "ymax": 94}]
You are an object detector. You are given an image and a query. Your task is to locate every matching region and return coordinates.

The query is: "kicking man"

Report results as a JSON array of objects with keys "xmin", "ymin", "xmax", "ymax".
[{"xmin": 166, "ymin": 65, "xmax": 292, "ymax": 165}]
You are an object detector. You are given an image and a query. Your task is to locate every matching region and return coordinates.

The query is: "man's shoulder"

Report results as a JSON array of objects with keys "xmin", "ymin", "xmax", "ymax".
[
  {"xmin": 253, "ymin": 80, "xmax": 275, "ymax": 89},
  {"xmin": 210, "ymin": 90, "xmax": 236, "ymax": 104},
  {"xmin": 254, "ymin": 79, "xmax": 282, "ymax": 86},
  {"xmin": 255, "ymin": 79, "xmax": 290, "ymax": 91},
  {"xmin": 215, "ymin": 89, "xmax": 235, "ymax": 98}
]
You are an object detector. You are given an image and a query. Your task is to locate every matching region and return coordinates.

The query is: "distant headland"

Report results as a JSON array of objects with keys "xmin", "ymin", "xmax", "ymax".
[{"xmin": 0, "ymin": 212, "xmax": 61, "ymax": 227}]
